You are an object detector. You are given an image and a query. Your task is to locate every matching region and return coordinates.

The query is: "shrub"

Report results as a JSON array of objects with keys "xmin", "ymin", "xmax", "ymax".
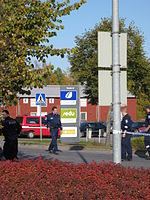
[
  {"xmin": 0, "ymin": 158, "xmax": 150, "ymax": 200},
  {"xmin": 131, "ymin": 137, "xmax": 145, "ymax": 151}
]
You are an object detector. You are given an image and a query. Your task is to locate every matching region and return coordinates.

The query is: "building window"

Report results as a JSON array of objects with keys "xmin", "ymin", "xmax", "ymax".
[
  {"xmin": 80, "ymin": 99, "xmax": 87, "ymax": 107},
  {"xmin": 30, "ymin": 112, "xmax": 37, "ymax": 116},
  {"xmin": 23, "ymin": 98, "xmax": 28, "ymax": 104},
  {"xmin": 30, "ymin": 98, "xmax": 36, "ymax": 107},
  {"xmin": 81, "ymin": 112, "xmax": 87, "ymax": 121},
  {"xmin": 49, "ymin": 98, "xmax": 54, "ymax": 104}
]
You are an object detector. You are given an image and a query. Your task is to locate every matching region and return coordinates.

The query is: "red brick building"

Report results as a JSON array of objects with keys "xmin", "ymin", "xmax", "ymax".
[{"xmin": 0, "ymin": 85, "xmax": 136, "ymax": 122}]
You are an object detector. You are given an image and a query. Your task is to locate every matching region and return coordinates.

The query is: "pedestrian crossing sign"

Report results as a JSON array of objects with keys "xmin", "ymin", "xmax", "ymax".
[{"xmin": 36, "ymin": 93, "xmax": 46, "ymax": 106}]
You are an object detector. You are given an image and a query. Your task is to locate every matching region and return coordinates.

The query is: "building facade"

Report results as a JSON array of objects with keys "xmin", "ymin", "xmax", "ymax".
[{"xmin": 0, "ymin": 85, "xmax": 136, "ymax": 122}]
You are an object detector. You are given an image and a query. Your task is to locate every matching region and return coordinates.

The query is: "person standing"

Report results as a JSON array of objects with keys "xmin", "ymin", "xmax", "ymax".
[
  {"xmin": 144, "ymin": 105, "xmax": 150, "ymax": 160},
  {"xmin": 121, "ymin": 107, "xmax": 133, "ymax": 161},
  {"xmin": 46, "ymin": 106, "xmax": 62, "ymax": 154},
  {"xmin": 2, "ymin": 110, "xmax": 22, "ymax": 161}
]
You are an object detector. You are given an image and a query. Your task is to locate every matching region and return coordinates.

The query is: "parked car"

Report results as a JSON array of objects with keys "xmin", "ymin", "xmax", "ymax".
[
  {"xmin": 131, "ymin": 122, "xmax": 146, "ymax": 132},
  {"xmin": 80, "ymin": 122, "xmax": 106, "ymax": 137},
  {"xmin": 102, "ymin": 121, "xmax": 146, "ymax": 134},
  {"xmin": 16, "ymin": 116, "xmax": 60, "ymax": 138}
]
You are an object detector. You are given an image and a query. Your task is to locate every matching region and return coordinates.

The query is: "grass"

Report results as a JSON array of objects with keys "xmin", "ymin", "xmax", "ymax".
[
  {"xmin": 78, "ymin": 140, "xmax": 111, "ymax": 149},
  {"xmin": 18, "ymin": 138, "xmax": 51, "ymax": 145},
  {"xmin": 15, "ymin": 137, "xmax": 111, "ymax": 150},
  {"xmin": 1, "ymin": 136, "xmax": 145, "ymax": 151},
  {"xmin": 17, "ymin": 137, "xmax": 145, "ymax": 151}
]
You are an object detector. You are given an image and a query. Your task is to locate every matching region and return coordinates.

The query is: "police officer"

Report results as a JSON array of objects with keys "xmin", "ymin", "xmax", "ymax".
[
  {"xmin": 121, "ymin": 107, "xmax": 133, "ymax": 161},
  {"xmin": 46, "ymin": 106, "xmax": 62, "ymax": 154},
  {"xmin": 144, "ymin": 105, "xmax": 150, "ymax": 160},
  {"xmin": 2, "ymin": 110, "xmax": 22, "ymax": 161}
]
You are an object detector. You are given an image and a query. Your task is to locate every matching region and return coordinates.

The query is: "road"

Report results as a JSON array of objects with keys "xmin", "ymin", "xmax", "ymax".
[{"xmin": 17, "ymin": 144, "xmax": 150, "ymax": 169}]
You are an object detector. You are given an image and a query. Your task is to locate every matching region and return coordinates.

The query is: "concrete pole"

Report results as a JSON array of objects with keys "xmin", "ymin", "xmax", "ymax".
[{"xmin": 112, "ymin": 0, "xmax": 121, "ymax": 163}]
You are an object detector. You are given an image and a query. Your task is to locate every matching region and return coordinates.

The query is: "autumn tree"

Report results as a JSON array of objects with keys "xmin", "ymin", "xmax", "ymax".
[
  {"xmin": 0, "ymin": 0, "xmax": 86, "ymax": 104},
  {"xmin": 45, "ymin": 66, "xmax": 74, "ymax": 85}
]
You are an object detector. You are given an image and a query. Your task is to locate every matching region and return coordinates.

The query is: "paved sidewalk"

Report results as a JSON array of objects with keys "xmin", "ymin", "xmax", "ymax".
[{"xmin": 17, "ymin": 144, "xmax": 150, "ymax": 169}]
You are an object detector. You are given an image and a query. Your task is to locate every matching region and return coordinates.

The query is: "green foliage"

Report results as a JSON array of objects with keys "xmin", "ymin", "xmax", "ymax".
[
  {"xmin": 69, "ymin": 18, "xmax": 150, "ymax": 115},
  {"xmin": 45, "ymin": 66, "xmax": 74, "ymax": 85},
  {"xmin": 0, "ymin": 0, "xmax": 86, "ymax": 104},
  {"xmin": 131, "ymin": 137, "xmax": 145, "ymax": 151},
  {"xmin": 136, "ymin": 94, "xmax": 149, "ymax": 120}
]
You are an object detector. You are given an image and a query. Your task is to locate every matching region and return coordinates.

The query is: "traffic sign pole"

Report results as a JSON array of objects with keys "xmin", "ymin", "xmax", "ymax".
[
  {"xmin": 36, "ymin": 93, "xmax": 46, "ymax": 142},
  {"xmin": 40, "ymin": 102, "xmax": 42, "ymax": 141}
]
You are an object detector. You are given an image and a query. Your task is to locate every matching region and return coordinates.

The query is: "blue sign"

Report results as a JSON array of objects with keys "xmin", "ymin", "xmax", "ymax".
[
  {"xmin": 60, "ymin": 90, "xmax": 76, "ymax": 105},
  {"xmin": 36, "ymin": 93, "xmax": 46, "ymax": 106}
]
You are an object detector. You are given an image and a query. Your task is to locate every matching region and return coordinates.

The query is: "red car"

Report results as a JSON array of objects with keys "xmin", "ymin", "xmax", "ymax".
[{"xmin": 16, "ymin": 116, "xmax": 60, "ymax": 138}]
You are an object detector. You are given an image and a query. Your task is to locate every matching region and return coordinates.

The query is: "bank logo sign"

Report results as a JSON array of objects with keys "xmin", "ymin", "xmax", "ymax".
[
  {"xmin": 60, "ymin": 90, "xmax": 76, "ymax": 105},
  {"xmin": 61, "ymin": 108, "xmax": 77, "ymax": 123},
  {"xmin": 61, "ymin": 127, "xmax": 77, "ymax": 138}
]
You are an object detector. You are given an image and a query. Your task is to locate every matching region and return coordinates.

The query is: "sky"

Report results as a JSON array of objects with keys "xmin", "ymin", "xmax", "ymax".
[{"xmin": 45, "ymin": 0, "xmax": 150, "ymax": 71}]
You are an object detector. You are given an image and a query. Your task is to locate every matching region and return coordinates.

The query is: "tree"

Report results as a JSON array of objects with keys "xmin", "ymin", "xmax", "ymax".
[
  {"xmin": 0, "ymin": 0, "xmax": 86, "ymax": 104},
  {"xmin": 69, "ymin": 18, "xmax": 150, "ymax": 117},
  {"xmin": 45, "ymin": 66, "xmax": 74, "ymax": 85}
]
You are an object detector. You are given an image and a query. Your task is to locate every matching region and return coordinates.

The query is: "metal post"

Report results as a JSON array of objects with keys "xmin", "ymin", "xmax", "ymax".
[
  {"xmin": 40, "ymin": 103, "xmax": 42, "ymax": 141},
  {"xmin": 112, "ymin": 0, "xmax": 121, "ymax": 163},
  {"xmin": 86, "ymin": 128, "xmax": 88, "ymax": 142},
  {"xmin": 99, "ymin": 129, "xmax": 101, "ymax": 143}
]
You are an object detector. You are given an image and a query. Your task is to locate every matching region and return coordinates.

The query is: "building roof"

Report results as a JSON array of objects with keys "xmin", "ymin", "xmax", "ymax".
[
  {"xmin": 18, "ymin": 85, "xmax": 86, "ymax": 98},
  {"xmin": 18, "ymin": 85, "xmax": 135, "ymax": 98}
]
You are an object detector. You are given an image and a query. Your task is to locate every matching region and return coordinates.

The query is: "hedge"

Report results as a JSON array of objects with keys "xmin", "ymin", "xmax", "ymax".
[
  {"xmin": 131, "ymin": 137, "xmax": 145, "ymax": 151},
  {"xmin": 0, "ymin": 158, "xmax": 150, "ymax": 200}
]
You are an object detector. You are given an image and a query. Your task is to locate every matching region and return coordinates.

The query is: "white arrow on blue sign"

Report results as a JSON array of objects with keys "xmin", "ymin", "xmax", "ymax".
[{"xmin": 36, "ymin": 93, "xmax": 46, "ymax": 106}]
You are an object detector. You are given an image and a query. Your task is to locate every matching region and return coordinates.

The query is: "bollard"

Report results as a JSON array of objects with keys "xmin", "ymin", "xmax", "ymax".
[
  {"xmin": 99, "ymin": 129, "xmax": 101, "ymax": 143},
  {"xmin": 88, "ymin": 128, "xmax": 92, "ymax": 139},
  {"xmin": 104, "ymin": 131, "xmax": 106, "ymax": 137},
  {"xmin": 86, "ymin": 128, "xmax": 88, "ymax": 142}
]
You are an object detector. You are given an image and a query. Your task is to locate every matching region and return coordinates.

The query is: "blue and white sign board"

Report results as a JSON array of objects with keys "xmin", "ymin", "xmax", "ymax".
[
  {"xmin": 60, "ymin": 90, "xmax": 77, "ymax": 105},
  {"xmin": 36, "ymin": 93, "xmax": 46, "ymax": 106}
]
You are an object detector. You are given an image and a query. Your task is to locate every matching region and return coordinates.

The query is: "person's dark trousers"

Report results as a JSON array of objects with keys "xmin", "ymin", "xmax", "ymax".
[
  {"xmin": 49, "ymin": 128, "xmax": 58, "ymax": 153},
  {"xmin": 121, "ymin": 135, "xmax": 132, "ymax": 160},
  {"xmin": 3, "ymin": 139, "xmax": 18, "ymax": 160},
  {"xmin": 144, "ymin": 136, "xmax": 150, "ymax": 156}
]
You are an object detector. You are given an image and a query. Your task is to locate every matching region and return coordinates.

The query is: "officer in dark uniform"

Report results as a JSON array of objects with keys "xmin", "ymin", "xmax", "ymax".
[
  {"xmin": 144, "ymin": 105, "xmax": 150, "ymax": 159},
  {"xmin": 2, "ymin": 110, "xmax": 22, "ymax": 161},
  {"xmin": 121, "ymin": 107, "xmax": 133, "ymax": 161},
  {"xmin": 46, "ymin": 106, "xmax": 62, "ymax": 154}
]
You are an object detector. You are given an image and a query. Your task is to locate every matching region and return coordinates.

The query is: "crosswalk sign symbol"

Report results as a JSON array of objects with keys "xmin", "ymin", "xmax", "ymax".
[{"xmin": 36, "ymin": 93, "xmax": 46, "ymax": 106}]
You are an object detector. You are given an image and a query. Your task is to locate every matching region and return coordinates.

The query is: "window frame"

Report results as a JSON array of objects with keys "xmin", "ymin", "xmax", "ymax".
[{"xmin": 80, "ymin": 112, "xmax": 87, "ymax": 121}]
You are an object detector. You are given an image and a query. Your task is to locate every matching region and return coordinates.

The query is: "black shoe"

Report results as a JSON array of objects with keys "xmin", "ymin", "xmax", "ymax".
[
  {"xmin": 57, "ymin": 150, "xmax": 62, "ymax": 152},
  {"xmin": 127, "ymin": 158, "xmax": 132, "ymax": 161},
  {"xmin": 145, "ymin": 156, "xmax": 150, "ymax": 160},
  {"xmin": 121, "ymin": 157, "xmax": 126, "ymax": 161},
  {"xmin": 53, "ymin": 152, "xmax": 59, "ymax": 155}
]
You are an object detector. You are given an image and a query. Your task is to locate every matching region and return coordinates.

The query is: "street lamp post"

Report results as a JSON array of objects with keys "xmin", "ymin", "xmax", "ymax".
[{"xmin": 112, "ymin": 0, "xmax": 121, "ymax": 164}]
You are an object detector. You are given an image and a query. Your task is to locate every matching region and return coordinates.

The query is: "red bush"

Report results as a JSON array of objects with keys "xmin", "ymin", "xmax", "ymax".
[{"xmin": 0, "ymin": 158, "xmax": 150, "ymax": 200}]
